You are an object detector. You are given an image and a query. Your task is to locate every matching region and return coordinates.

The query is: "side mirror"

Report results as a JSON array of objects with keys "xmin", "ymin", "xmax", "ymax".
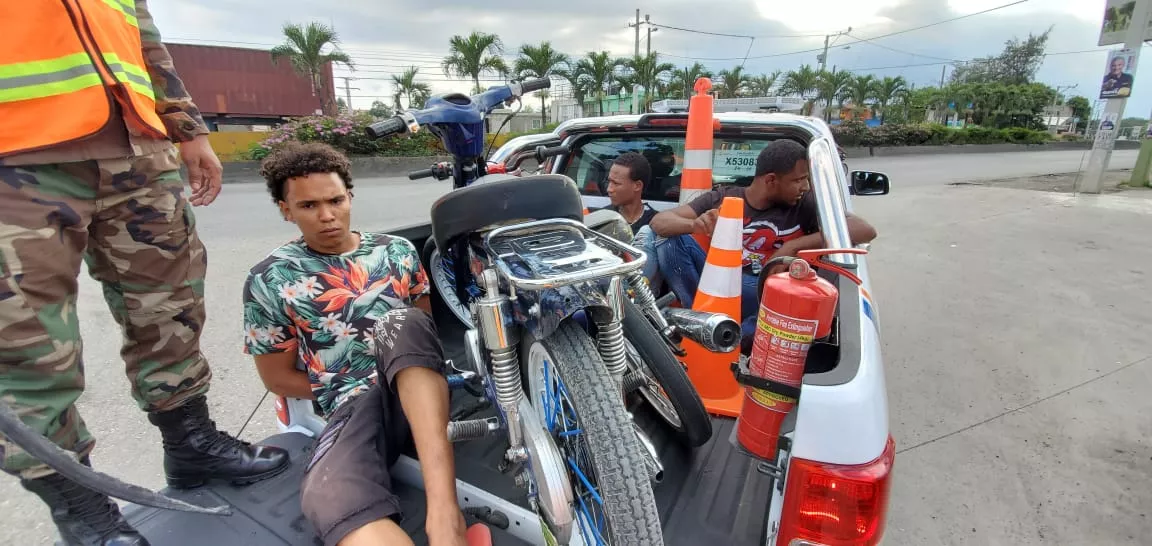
[{"xmin": 850, "ymin": 171, "xmax": 890, "ymax": 196}]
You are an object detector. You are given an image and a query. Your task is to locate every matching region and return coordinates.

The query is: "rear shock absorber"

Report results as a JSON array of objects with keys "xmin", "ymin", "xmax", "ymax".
[
  {"xmin": 473, "ymin": 269, "xmax": 525, "ymax": 459},
  {"xmin": 626, "ymin": 270, "xmax": 670, "ymax": 331},
  {"xmin": 598, "ymin": 277, "xmax": 629, "ymax": 382}
]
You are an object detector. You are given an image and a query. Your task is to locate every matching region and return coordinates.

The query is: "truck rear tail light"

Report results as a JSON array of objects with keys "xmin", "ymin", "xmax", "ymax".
[
  {"xmin": 777, "ymin": 436, "xmax": 895, "ymax": 546},
  {"xmin": 275, "ymin": 395, "xmax": 290, "ymax": 426}
]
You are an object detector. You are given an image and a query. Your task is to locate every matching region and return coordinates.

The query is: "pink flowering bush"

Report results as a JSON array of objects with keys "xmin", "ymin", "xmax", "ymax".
[{"xmin": 246, "ymin": 112, "xmax": 442, "ymax": 159}]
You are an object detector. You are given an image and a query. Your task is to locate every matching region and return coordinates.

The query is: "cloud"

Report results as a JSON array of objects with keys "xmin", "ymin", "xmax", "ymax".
[{"xmin": 149, "ymin": 0, "xmax": 1148, "ymax": 118}]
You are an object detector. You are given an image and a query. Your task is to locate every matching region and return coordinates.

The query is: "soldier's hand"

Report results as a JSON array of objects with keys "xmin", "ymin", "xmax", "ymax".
[{"xmin": 180, "ymin": 135, "xmax": 223, "ymax": 206}]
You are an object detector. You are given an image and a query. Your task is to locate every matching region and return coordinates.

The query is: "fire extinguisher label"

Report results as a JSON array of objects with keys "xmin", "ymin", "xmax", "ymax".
[{"xmin": 748, "ymin": 307, "xmax": 818, "ymax": 409}]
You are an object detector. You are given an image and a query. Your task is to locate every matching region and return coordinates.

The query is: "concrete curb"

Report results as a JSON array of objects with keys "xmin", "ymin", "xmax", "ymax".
[{"xmin": 845, "ymin": 140, "xmax": 1142, "ymax": 158}]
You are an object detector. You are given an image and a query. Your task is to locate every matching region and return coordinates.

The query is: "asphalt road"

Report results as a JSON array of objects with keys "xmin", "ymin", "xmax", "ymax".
[{"xmin": 0, "ymin": 149, "xmax": 1148, "ymax": 545}]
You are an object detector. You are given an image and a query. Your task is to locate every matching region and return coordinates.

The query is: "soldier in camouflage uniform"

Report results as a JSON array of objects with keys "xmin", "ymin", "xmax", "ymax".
[{"xmin": 0, "ymin": 2, "xmax": 289, "ymax": 544}]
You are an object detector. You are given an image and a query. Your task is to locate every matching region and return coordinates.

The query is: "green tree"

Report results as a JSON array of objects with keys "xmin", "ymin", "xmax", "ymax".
[
  {"xmin": 715, "ymin": 66, "xmax": 751, "ymax": 98},
  {"xmin": 950, "ymin": 28, "xmax": 1051, "ymax": 85},
  {"xmin": 514, "ymin": 42, "xmax": 571, "ymax": 127},
  {"xmin": 780, "ymin": 65, "xmax": 820, "ymax": 114},
  {"xmin": 873, "ymin": 76, "xmax": 908, "ymax": 124},
  {"xmin": 391, "ymin": 66, "xmax": 432, "ymax": 111},
  {"xmin": 815, "ymin": 70, "xmax": 853, "ymax": 121},
  {"xmin": 368, "ymin": 100, "xmax": 393, "ymax": 118},
  {"xmin": 1066, "ymin": 95, "xmax": 1091, "ymax": 133},
  {"xmin": 442, "ymin": 31, "xmax": 509, "ymax": 94},
  {"xmin": 748, "ymin": 70, "xmax": 782, "ymax": 97},
  {"xmin": 556, "ymin": 65, "xmax": 592, "ymax": 116},
  {"xmin": 575, "ymin": 51, "xmax": 624, "ymax": 116},
  {"xmin": 667, "ymin": 62, "xmax": 712, "ymax": 99},
  {"xmin": 620, "ymin": 53, "xmax": 675, "ymax": 112},
  {"xmin": 846, "ymin": 74, "xmax": 878, "ymax": 119},
  {"xmin": 270, "ymin": 22, "xmax": 353, "ymax": 115}
]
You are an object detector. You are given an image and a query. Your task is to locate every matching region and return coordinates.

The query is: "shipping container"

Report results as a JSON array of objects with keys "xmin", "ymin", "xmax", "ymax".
[{"xmin": 164, "ymin": 43, "xmax": 336, "ymax": 127}]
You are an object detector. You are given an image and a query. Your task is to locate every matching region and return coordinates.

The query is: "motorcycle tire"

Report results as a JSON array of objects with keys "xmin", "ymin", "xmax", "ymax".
[
  {"xmin": 522, "ymin": 320, "xmax": 664, "ymax": 546},
  {"xmin": 621, "ymin": 299, "xmax": 713, "ymax": 447}
]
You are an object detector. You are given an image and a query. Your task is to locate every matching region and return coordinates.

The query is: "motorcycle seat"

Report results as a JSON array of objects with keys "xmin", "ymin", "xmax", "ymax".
[{"xmin": 429, "ymin": 174, "xmax": 585, "ymax": 252}]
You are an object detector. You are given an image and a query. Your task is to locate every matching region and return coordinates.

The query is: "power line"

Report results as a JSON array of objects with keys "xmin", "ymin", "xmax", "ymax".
[
  {"xmin": 650, "ymin": 22, "xmax": 826, "ymax": 39},
  {"xmin": 658, "ymin": 0, "xmax": 1031, "ymax": 62},
  {"xmin": 839, "ymin": 48, "xmax": 1104, "ymax": 73},
  {"xmin": 845, "ymin": 33, "xmax": 959, "ymax": 62}
]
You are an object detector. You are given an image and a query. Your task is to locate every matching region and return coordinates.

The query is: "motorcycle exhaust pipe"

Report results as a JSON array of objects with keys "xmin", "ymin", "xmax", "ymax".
[
  {"xmin": 663, "ymin": 308, "xmax": 741, "ymax": 354},
  {"xmin": 632, "ymin": 422, "xmax": 664, "ymax": 483}
]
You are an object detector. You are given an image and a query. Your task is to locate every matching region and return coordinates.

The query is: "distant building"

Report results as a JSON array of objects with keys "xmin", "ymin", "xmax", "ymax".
[
  {"xmin": 487, "ymin": 109, "xmax": 546, "ymax": 134},
  {"xmin": 165, "ymin": 43, "xmax": 336, "ymax": 130},
  {"xmin": 651, "ymin": 96, "xmax": 807, "ymax": 114}
]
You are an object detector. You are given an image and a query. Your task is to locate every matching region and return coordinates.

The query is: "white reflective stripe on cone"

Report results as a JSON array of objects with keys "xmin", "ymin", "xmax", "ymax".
[
  {"xmin": 698, "ymin": 264, "xmax": 742, "ymax": 299},
  {"xmin": 682, "ymin": 149, "xmax": 712, "ymax": 170},
  {"xmin": 679, "ymin": 188, "xmax": 707, "ymax": 204},
  {"xmin": 710, "ymin": 217, "xmax": 742, "ymax": 251}
]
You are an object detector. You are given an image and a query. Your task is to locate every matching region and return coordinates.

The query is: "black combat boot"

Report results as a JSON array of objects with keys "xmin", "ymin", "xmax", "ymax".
[
  {"xmin": 147, "ymin": 394, "xmax": 289, "ymax": 489},
  {"xmin": 20, "ymin": 459, "xmax": 150, "ymax": 546}
]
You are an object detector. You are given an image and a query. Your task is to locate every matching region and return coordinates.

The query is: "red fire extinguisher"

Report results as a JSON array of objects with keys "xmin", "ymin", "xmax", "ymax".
[{"xmin": 734, "ymin": 248, "xmax": 867, "ymax": 460}]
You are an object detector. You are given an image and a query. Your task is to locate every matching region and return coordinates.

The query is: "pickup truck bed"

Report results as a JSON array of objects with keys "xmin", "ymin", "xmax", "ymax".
[{"xmin": 124, "ymin": 226, "xmax": 775, "ymax": 545}]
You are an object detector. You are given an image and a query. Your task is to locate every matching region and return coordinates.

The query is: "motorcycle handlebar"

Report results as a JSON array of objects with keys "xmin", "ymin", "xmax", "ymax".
[
  {"xmin": 365, "ymin": 116, "xmax": 407, "ymax": 139},
  {"xmin": 520, "ymin": 78, "xmax": 551, "ymax": 93},
  {"xmin": 408, "ymin": 168, "xmax": 434, "ymax": 180}
]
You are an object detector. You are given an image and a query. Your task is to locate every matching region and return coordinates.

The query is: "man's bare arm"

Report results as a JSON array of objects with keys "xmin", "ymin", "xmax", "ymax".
[
  {"xmin": 253, "ymin": 352, "xmax": 314, "ymax": 399},
  {"xmin": 651, "ymin": 204, "xmax": 714, "ymax": 238},
  {"xmin": 771, "ymin": 213, "xmax": 879, "ymax": 267}
]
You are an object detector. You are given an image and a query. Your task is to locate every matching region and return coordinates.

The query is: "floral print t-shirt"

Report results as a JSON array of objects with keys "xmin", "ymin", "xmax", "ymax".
[{"xmin": 242, "ymin": 232, "xmax": 429, "ymax": 417}]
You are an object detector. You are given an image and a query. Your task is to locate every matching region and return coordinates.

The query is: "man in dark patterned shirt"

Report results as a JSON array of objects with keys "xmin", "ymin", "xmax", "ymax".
[{"xmin": 243, "ymin": 143, "xmax": 473, "ymax": 546}]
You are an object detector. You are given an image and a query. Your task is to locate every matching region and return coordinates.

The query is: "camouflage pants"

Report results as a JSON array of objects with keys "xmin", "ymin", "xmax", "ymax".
[{"xmin": 0, "ymin": 146, "xmax": 212, "ymax": 478}]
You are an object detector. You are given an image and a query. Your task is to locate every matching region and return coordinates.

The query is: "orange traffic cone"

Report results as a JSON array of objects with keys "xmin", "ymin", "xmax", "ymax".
[
  {"xmin": 682, "ymin": 77, "xmax": 716, "ymax": 251},
  {"xmin": 683, "ymin": 196, "xmax": 746, "ymax": 417}
]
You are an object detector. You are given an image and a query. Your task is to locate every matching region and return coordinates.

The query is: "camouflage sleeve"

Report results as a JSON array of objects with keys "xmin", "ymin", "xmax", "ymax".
[{"xmin": 135, "ymin": 0, "xmax": 210, "ymax": 142}]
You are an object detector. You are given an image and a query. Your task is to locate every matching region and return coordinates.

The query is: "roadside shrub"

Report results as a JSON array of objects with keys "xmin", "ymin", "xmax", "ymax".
[
  {"xmin": 834, "ymin": 122, "xmax": 1051, "ymax": 148},
  {"xmin": 244, "ymin": 112, "xmax": 443, "ymax": 159}
]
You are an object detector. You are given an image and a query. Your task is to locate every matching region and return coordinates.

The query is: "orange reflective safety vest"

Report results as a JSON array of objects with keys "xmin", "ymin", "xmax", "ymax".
[{"xmin": 0, "ymin": 0, "xmax": 169, "ymax": 156}]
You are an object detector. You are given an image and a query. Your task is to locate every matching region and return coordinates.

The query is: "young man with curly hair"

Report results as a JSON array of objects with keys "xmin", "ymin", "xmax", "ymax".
[{"xmin": 242, "ymin": 142, "xmax": 477, "ymax": 546}]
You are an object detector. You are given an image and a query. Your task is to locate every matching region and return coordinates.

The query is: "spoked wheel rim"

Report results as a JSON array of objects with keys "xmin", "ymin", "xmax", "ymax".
[
  {"xmin": 625, "ymin": 340, "xmax": 683, "ymax": 430},
  {"xmin": 526, "ymin": 341, "xmax": 612, "ymax": 546},
  {"xmin": 429, "ymin": 249, "xmax": 475, "ymax": 328}
]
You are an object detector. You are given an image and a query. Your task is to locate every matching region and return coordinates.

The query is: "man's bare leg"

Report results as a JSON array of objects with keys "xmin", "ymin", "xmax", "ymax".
[{"xmin": 338, "ymin": 518, "xmax": 415, "ymax": 546}]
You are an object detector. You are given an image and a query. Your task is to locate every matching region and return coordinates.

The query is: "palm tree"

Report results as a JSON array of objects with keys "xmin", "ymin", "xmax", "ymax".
[
  {"xmin": 748, "ymin": 70, "xmax": 782, "ymax": 97},
  {"xmin": 621, "ymin": 53, "xmax": 675, "ymax": 112},
  {"xmin": 780, "ymin": 65, "xmax": 820, "ymax": 114},
  {"xmin": 556, "ymin": 65, "xmax": 591, "ymax": 116},
  {"xmin": 872, "ymin": 76, "xmax": 908, "ymax": 124},
  {"xmin": 716, "ymin": 66, "xmax": 751, "ymax": 98},
  {"xmin": 575, "ymin": 51, "xmax": 624, "ymax": 116},
  {"xmin": 815, "ymin": 70, "xmax": 853, "ymax": 121},
  {"xmin": 270, "ymin": 22, "xmax": 353, "ymax": 115},
  {"xmin": 442, "ymin": 31, "xmax": 509, "ymax": 94},
  {"xmin": 513, "ymin": 41, "xmax": 571, "ymax": 127},
  {"xmin": 846, "ymin": 74, "xmax": 878, "ymax": 120},
  {"xmin": 391, "ymin": 66, "xmax": 432, "ymax": 111},
  {"xmin": 667, "ymin": 62, "xmax": 712, "ymax": 99}
]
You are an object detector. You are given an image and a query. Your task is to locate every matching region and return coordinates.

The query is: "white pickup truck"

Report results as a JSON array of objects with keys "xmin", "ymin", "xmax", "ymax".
[{"xmin": 116, "ymin": 111, "xmax": 895, "ymax": 546}]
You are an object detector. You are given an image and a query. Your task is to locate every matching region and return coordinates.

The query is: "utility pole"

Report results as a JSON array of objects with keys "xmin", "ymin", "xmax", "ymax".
[
  {"xmin": 632, "ymin": 9, "xmax": 640, "ymax": 57},
  {"xmin": 338, "ymin": 77, "xmax": 359, "ymax": 113},
  {"xmin": 939, "ymin": 65, "xmax": 947, "ymax": 87},
  {"xmin": 817, "ymin": 27, "xmax": 851, "ymax": 72},
  {"xmin": 627, "ymin": 10, "xmax": 657, "ymax": 113},
  {"xmin": 647, "ymin": 17, "xmax": 658, "ymax": 57},
  {"xmin": 1080, "ymin": 0, "xmax": 1151, "ymax": 193}
]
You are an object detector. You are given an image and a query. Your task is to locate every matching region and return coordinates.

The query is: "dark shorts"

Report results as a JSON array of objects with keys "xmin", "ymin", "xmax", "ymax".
[{"xmin": 300, "ymin": 308, "xmax": 445, "ymax": 546}]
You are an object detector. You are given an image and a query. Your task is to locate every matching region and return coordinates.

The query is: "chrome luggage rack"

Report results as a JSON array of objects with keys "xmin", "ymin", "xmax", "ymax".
[{"xmin": 483, "ymin": 218, "xmax": 646, "ymax": 291}]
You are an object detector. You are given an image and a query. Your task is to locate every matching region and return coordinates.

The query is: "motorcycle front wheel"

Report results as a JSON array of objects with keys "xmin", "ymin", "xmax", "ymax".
[{"xmin": 523, "ymin": 320, "xmax": 664, "ymax": 546}]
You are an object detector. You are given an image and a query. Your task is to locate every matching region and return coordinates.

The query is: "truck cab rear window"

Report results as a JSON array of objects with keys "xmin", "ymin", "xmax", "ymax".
[{"xmin": 562, "ymin": 136, "xmax": 776, "ymax": 203}]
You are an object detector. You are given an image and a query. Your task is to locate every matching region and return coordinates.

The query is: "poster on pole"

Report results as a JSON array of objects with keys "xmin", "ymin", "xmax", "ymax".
[
  {"xmin": 1096, "ymin": 112, "xmax": 1120, "ymax": 143},
  {"xmin": 1099, "ymin": 0, "xmax": 1152, "ymax": 46},
  {"xmin": 1100, "ymin": 48, "xmax": 1137, "ymax": 99}
]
